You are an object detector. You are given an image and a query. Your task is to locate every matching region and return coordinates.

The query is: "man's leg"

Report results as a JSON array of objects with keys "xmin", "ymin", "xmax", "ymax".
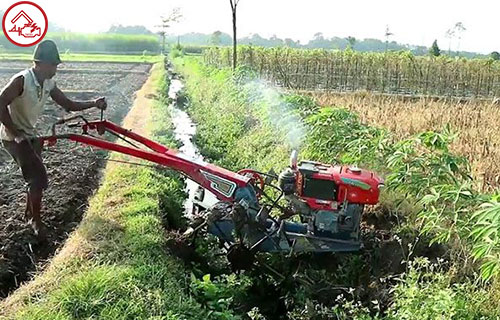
[
  {"xmin": 28, "ymin": 185, "xmax": 44, "ymax": 235},
  {"xmin": 3, "ymin": 139, "xmax": 48, "ymax": 235},
  {"xmin": 27, "ymin": 139, "xmax": 48, "ymax": 236},
  {"xmin": 24, "ymin": 189, "xmax": 32, "ymax": 221},
  {"xmin": 2, "ymin": 140, "xmax": 31, "ymax": 221}
]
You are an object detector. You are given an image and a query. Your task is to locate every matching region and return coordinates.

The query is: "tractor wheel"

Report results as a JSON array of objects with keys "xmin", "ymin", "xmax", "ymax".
[{"xmin": 227, "ymin": 243, "xmax": 255, "ymax": 272}]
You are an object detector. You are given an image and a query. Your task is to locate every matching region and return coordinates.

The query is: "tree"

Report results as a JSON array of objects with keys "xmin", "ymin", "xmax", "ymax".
[
  {"xmin": 454, "ymin": 22, "xmax": 466, "ymax": 54},
  {"xmin": 429, "ymin": 40, "xmax": 441, "ymax": 57},
  {"xmin": 490, "ymin": 51, "xmax": 500, "ymax": 60},
  {"xmin": 445, "ymin": 28, "xmax": 455, "ymax": 55},
  {"xmin": 313, "ymin": 32, "xmax": 324, "ymax": 41},
  {"xmin": 156, "ymin": 7, "xmax": 182, "ymax": 54},
  {"xmin": 284, "ymin": 38, "xmax": 299, "ymax": 48},
  {"xmin": 107, "ymin": 25, "xmax": 153, "ymax": 35},
  {"xmin": 210, "ymin": 31, "xmax": 222, "ymax": 46},
  {"xmin": 346, "ymin": 36, "xmax": 356, "ymax": 50},
  {"xmin": 229, "ymin": 0, "xmax": 241, "ymax": 70},
  {"xmin": 307, "ymin": 32, "xmax": 331, "ymax": 49},
  {"xmin": 445, "ymin": 22, "xmax": 466, "ymax": 56},
  {"xmin": 269, "ymin": 34, "xmax": 284, "ymax": 47},
  {"xmin": 244, "ymin": 33, "xmax": 265, "ymax": 46}
]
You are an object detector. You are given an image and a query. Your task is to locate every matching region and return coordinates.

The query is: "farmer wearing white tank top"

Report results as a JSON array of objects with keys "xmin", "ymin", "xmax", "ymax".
[{"xmin": 0, "ymin": 40, "xmax": 107, "ymax": 237}]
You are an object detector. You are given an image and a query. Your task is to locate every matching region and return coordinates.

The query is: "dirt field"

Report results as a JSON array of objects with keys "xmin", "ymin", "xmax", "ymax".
[{"xmin": 0, "ymin": 61, "xmax": 151, "ymax": 297}]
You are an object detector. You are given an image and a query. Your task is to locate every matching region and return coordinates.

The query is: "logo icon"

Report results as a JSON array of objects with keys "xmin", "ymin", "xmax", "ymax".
[
  {"xmin": 2, "ymin": 1, "xmax": 48, "ymax": 47},
  {"xmin": 200, "ymin": 170, "xmax": 237, "ymax": 198}
]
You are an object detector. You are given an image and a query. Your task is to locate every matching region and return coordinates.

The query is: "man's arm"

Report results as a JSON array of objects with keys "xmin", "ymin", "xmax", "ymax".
[
  {"xmin": 0, "ymin": 76, "xmax": 25, "ymax": 142},
  {"xmin": 50, "ymin": 85, "xmax": 107, "ymax": 112}
]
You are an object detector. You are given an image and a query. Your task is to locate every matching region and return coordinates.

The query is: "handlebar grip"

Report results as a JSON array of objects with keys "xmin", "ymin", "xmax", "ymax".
[
  {"xmin": 55, "ymin": 118, "xmax": 66, "ymax": 125},
  {"xmin": 67, "ymin": 122, "xmax": 81, "ymax": 128}
]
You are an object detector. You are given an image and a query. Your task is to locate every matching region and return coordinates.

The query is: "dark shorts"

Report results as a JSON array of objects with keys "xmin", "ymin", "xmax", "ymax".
[{"xmin": 2, "ymin": 138, "xmax": 48, "ymax": 191}]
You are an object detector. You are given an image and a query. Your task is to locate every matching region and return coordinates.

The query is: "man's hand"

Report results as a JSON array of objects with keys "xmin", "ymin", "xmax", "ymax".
[
  {"xmin": 51, "ymin": 85, "xmax": 108, "ymax": 113},
  {"xmin": 14, "ymin": 132, "xmax": 26, "ymax": 144},
  {"xmin": 94, "ymin": 97, "xmax": 107, "ymax": 111}
]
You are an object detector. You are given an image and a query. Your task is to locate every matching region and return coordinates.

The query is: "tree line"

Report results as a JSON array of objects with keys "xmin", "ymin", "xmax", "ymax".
[{"xmin": 167, "ymin": 31, "xmax": 492, "ymax": 59}]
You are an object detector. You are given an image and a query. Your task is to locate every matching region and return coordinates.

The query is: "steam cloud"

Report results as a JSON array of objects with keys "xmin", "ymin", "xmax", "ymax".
[{"xmin": 244, "ymin": 79, "xmax": 307, "ymax": 150}]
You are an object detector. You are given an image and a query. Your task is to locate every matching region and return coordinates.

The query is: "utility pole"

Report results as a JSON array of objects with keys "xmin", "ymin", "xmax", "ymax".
[
  {"xmin": 384, "ymin": 25, "xmax": 394, "ymax": 52},
  {"xmin": 229, "ymin": 0, "xmax": 240, "ymax": 70},
  {"xmin": 156, "ymin": 7, "xmax": 182, "ymax": 54},
  {"xmin": 445, "ymin": 28, "xmax": 455, "ymax": 56},
  {"xmin": 454, "ymin": 22, "xmax": 466, "ymax": 56}
]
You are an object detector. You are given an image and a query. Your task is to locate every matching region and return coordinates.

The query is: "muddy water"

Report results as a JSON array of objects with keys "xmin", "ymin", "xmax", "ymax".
[{"xmin": 167, "ymin": 70, "xmax": 218, "ymax": 215}]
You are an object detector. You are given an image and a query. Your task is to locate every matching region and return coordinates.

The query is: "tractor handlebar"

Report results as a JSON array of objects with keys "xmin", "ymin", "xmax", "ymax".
[{"xmin": 50, "ymin": 115, "xmax": 90, "ymax": 136}]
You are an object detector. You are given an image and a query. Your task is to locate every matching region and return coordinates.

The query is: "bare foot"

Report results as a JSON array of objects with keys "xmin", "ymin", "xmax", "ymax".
[
  {"xmin": 31, "ymin": 220, "xmax": 47, "ymax": 239},
  {"xmin": 24, "ymin": 207, "xmax": 32, "ymax": 222}
]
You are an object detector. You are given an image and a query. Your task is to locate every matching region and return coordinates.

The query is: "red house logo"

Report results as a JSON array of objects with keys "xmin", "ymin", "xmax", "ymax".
[{"xmin": 2, "ymin": 1, "xmax": 48, "ymax": 47}]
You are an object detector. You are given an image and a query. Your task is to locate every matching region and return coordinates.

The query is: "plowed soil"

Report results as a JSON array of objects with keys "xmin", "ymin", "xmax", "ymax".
[{"xmin": 0, "ymin": 60, "xmax": 151, "ymax": 298}]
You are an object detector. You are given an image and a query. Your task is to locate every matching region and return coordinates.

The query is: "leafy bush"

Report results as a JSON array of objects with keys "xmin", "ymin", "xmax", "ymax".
[
  {"xmin": 190, "ymin": 273, "xmax": 252, "ymax": 319},
  {"xmin": 470, "ymin": 196, "xmax": 500, "ymax": 279},
  {"xmin": 387, "ymin": 258, "xmax": 493, "ymax": 320}
]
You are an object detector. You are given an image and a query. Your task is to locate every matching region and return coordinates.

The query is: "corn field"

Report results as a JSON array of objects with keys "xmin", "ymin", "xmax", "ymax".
[{"xmin": 204, "ymin": 46, "xmax": 500, "ymax": 98}]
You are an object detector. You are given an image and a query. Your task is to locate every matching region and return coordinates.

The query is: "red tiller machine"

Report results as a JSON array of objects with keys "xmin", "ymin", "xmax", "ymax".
[{"xmin": 42, "ymin": 115, "xmax": 384, "ymax": 262}]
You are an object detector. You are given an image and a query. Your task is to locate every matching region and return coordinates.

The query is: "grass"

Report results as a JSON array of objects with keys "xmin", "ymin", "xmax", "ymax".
[
  {"xmin": 0, "ymin": 52, "xmax": 163, "ymax": 63},
  {"xmin": 0, "ymin": 61, "xmax": 209, "ymax": 319}
]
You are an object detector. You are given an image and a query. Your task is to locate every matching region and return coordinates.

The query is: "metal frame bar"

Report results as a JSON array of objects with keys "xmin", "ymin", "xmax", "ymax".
[{"xmin": 42, "ymin": 119, "xmax": 251, "ymax": 202}]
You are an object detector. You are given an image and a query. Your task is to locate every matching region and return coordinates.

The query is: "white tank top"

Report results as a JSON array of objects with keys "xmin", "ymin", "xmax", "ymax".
[{"xmin": 0, "ymin": 68, "xmax": 56, "ymax": 141}]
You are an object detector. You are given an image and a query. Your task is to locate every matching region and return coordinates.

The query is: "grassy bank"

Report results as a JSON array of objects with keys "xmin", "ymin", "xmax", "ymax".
[
  {"xmin": 173, "ymin": 56, "xmax": 500, "ymax": 319},
  {"xmin": 0, "ymin": 62, "xmax": 208, "ymax": 319}
]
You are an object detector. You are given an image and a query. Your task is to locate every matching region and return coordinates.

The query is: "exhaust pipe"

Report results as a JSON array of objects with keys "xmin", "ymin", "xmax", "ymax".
[{"xmin": 290, "ymin": 150, "xmax": 298, "ymax": 169}]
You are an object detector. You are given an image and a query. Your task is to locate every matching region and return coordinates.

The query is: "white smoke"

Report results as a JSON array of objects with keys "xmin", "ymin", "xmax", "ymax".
[{"xmin": 243, "ymin": 79, "xmax": 307, "ymax": 150}]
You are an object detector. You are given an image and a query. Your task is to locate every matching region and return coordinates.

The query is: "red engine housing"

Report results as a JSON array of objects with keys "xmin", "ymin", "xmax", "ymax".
[{"xmin": 294, "ymin": 161, "xmax": 384, "ymax": 211}]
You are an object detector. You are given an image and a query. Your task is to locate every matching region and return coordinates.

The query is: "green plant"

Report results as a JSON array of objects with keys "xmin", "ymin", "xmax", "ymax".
[
  {"xmin": 190, "ymin": 273, "xmax": 252, "ymax": 319},
  {"xmin": 387, "ymin": 257, "xmax": 493, "ymax": 320},
  {"xmin": 385, "ymin": 129, "xmax": 477, "ymax": 243},
  {"xmin": 470, "ymin": 196, "xmax": 500, "ymax": 280},
  {"xmin": 170, "ymin": 43, "xmax": 185, "ymax": 58}
]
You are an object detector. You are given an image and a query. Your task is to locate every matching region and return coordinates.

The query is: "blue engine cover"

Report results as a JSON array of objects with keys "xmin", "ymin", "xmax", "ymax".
[{"xmin": 314, "ymin": 210, "xmax": 338, "ymax": 235}]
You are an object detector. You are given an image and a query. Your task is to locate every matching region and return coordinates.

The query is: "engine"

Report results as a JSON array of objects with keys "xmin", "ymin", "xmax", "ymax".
[
  {"xmin": 193, "ymin": 151, "xmax": 384, "ymax": 253},
  {"xmin": 278, "ymin": 151, "xmax": 384, "ymax": 241}
]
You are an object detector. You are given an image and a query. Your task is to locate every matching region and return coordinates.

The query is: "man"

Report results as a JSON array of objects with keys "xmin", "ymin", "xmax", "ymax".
[{"xmin": 0, "ymin": 40, "xmax": 107, "ymax": 237}]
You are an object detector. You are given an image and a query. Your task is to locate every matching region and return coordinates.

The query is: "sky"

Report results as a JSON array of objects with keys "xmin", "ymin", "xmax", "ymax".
[{"xmin": 2, "ymin": 0, "xmax": 498, "ymax": 54}]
